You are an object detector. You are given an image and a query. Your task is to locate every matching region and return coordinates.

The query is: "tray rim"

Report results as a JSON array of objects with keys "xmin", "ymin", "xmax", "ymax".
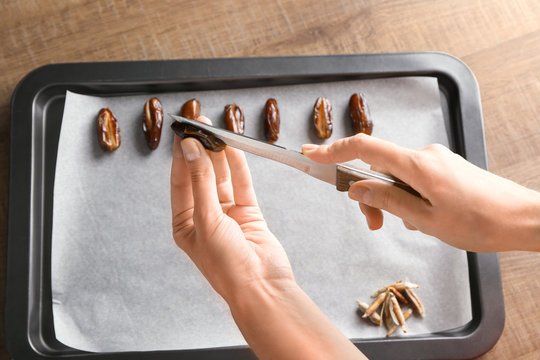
[{"xmin": 7, "ymin": 53, "xmax": 504, "ymax": 360}]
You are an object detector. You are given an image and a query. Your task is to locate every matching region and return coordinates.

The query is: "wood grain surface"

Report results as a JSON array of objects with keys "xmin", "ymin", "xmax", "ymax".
[{"xmin": 1, "ymin": 0, "xmax": 539, "ymax": 359}]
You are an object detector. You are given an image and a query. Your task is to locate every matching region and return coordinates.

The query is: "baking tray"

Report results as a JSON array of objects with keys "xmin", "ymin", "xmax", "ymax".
[{"xmin": 7, "ymin": 53, "xmax": 504, "ymax": 359}]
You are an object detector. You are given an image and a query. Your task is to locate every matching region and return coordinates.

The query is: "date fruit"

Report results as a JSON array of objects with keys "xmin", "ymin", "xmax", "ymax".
[
  {"xmin": 264, "ymin": 98, "xmax": 280, "ymax": 143},
  {"xmin": 349, "ymin": 93, "xmax": 373, "ymax": 135},
  {"xmin": 96, "ymin": 108, "xmax": 121, "ymax": 151},
  {"xmin": 143, "ymin": 97, "xmax": 164, "ymax": 150},
  {"xmin": 180, "ymin": 98, "xmax": 201, "ymax": 120},
  {"xmin": 224, "ymin": 103, "xmax": 245, "ymax": 134},
  {"xmin": 171, "ymin": 121, "xmax": 226, "ymax": 152},
  {"xmin": 313, "ymin": 97, "xmax": 333, "ymax": 139}
]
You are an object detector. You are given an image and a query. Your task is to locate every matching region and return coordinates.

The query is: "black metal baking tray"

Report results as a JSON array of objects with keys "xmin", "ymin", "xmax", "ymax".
[{"xmin": 7, "ymin": 53, "xmax": 504, "ymax": 359}]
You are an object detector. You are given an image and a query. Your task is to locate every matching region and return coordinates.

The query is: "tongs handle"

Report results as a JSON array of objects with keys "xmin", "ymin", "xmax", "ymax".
[{"xmin": 336, "ymin": 165, "xmax": 421, "ymax": 198}]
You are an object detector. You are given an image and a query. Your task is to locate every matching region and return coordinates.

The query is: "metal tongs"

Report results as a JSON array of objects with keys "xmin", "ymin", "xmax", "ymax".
[{"xmin": 170, "ymin": 115, "xmax": 420, "ymax": 197}]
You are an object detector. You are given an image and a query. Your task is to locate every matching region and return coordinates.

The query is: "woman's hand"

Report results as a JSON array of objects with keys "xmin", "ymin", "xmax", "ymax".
[
  {"xmin": 170, "ymin": 117, "xmax": 294, "ymax": 302},
  {"xmin": 170, "ymin": 117, "xmax": 367, "ymax": 360},
  {"xmin": 303, "ymin": 134, "xmax": 540, "ymax": 252}
]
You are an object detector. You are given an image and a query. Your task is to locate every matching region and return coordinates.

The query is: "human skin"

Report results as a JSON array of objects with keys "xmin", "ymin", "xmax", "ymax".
[
  {"xmin": 170, "ymin": 117, "xmax": 367, "ymax": 360},
  {"xmin": 302, "ymin": 134, "xmax": 540, "ymax": 253}
]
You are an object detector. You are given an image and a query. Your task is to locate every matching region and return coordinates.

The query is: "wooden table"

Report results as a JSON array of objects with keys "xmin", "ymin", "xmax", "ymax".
[{"xmin": 1, "ymin": 1, "xmax": 539, "ymax": 358}]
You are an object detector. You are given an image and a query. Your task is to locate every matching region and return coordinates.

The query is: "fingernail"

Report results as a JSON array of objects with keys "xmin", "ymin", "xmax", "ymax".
[
  {"xmin": 349, "ymin": 185, "xmax": 371, "ymax": 204},
  {"xmin": 197, "ymin": 116, "xmax": 212, "ymax": 125},
  {"xmin": 180, "ymin": 139, "xmax": 201, "ymax": 161},
  {"xmin": 302, "ymin": 144, "xmax": 319, "ymax": 153}
]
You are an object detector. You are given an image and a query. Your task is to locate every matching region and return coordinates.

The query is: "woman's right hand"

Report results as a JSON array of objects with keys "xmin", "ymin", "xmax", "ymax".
[{"xmin": 303, "ymin": 134, "xmax": 540, "ymax": 252}]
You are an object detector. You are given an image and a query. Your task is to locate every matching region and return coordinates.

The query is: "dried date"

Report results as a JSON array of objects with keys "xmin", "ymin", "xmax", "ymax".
[
  {"xmin": 264, "ymin": 98, "xmax": 280, "ymax": 143},
  {"xmin": 349, "ymin": 93, "xmax": 373, "ymax": 135},
  {"xmin": 313, "ymin": 97, "xmax": 333, "ymax": 139},
  {"xmin": 180, "ymin": 98, "xmax": 201, "ymax": 120},
  {"xmin": 96, "ymin": 108, "xmax": 121, "ymax": 151},
  {"xmin": 143, "ymin": 97, "xmax": 164, "ymax": 150},
  {"xmin": 170, "ymin": 121, "xmax": 226, "ymax": 152},
  {"xmin": 224, "ymin": 103, "xmax": 245, "ymax": 134}
]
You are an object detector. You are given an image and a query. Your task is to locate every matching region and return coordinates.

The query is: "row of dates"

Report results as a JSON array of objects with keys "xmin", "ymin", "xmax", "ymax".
[{"xmin": 96, "ymin": 93, "xmax": 373, "ymax": 152}]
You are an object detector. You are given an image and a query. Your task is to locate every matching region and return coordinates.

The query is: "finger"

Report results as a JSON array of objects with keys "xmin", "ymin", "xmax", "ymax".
[
  {"xmin": 348, "ymin": 180, "xmax": 430, "ymax": 226},
  {"xmin": 195, "ymin": 116, "xmax": 235, "ymax": 206},
  {"xmin": 180, "ymin": 138, "xmax": 223, "ymax": 223},
  {"xmin": 369, "ymin": 164, "xmax": 388, "ymax": 174},
  {"xmin": 359, "ymin": 203, "xmax": 384, "ymax": 230},
  {"xmin": 196, "ymin": 115, "xmax": 212, "ymax": 125},
  {"xmin": 225, "ymin": 146, "xmax": 259, "ymax": 207},
  {"xmin": 210, "ymin": 151, "xmax": 234, "ymax": 206},
  {"xmin": 403, "ymin": 220, "xmax": 418, "ymax": 231},
  {"xmin": 171, "ymin": 135, "xmax": 194, "ymax": 248},
  {"xmin": 302, "ymin": 134, "xmax": 415, "ymax": 183}
]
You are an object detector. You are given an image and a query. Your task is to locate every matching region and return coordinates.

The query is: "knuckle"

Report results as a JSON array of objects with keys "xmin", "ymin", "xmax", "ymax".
[
  {"xmin": 188, "ymin": 166, "xmax": 212, "ymax": 183},
  {"xmin": 172, "ymin": 211, "xmax": 194, "ymax": 246},
  {"xmin": 410, "ymin": 145, "xmax": 442, "ymax": 172},
  {"xmin": 172, "ymin": 209, "xmax": 193, "ymax": 231},
  {"xmin": 421, "ymin": 143, "xmax": 451, "ymax": 159},
  {"xmin": 408, "ymin": 150, "xmax": 442, "ymax": 194},
  {"xmin": 380, "ymin": 188, "xmax": 392, "ymax": 210},
  {"xmin": 214, "ymin": 173, "xmax": 231, "ymax": 186},
  {"xmin": 408, "ymin": 150, "xmax": 426, "ymax": 172},
  {"xmin": 322, "ymin": 143, "xmax": 338, "ymax": 163},
  {"xmin": 170, "ymin": 173, "xmax": 189, "ymax": 188},
  {"xmin": 193, "ymin": 207, "xmax": 219, "ymax": 225},
  {"xmin": 424, "ymin": 143, "xmax": 444, "ymax": 152},
  {"xmin": 350, "ymin": 134, "xmax": 366, "ymax": 158},
  {"xmin": 370, "ymin": 185, "xmax": 392, "ymax": 210},
  {"xmin": 413, "ymin": 144, "xmax": 457, "ymax": 192},
  {"xmin": 330, "ymin": 135, "xmax": 363, "ymax": 161}
]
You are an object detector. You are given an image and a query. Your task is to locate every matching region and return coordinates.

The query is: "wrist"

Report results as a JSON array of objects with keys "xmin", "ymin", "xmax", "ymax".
[
  {"xmin": 227, "ymin": 278, "xmax": 304, "ymax": 358},
  {"xmin": 518, "ymin": 189, "xmax": 540, "ymax": 252},
  {"xmin": 493, "ymin": 186, "xmax": 540, "ymax": 252},
  {"xmin": 226, "ymin": 276, "xmax": 300, "ymax": 323},
  {"xmin": 226, "ymin": 278, "xmax": 366, "ymax": 360}
]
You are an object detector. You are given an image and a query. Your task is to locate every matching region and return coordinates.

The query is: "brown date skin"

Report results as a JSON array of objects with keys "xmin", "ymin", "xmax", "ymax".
[
  {"xmin": 224, "ymin": 104, "xmax": 245, "ymax": 134},
  {"xmin": 264, "ymin": 98, "xmax": 280, "ymax": 143},
  {"xmin": 349, "ymin": 93, "xmax": 373, "ymax": 135},
  {"xmin": 171, "ymin": 121, "xmax": 226, "ymax": 152},
  {"xmin": 180, "ymin": 98, "xmax": 201, "ymax": 120},
  {"xmin": 143, "ymin": 97, "xmax": 164, "ymax": 150},
  {"xmin": 97, "ymin": 108, "xmax": 121, "ymax": 151},
  {"xmin": 313, "ymin": 97, "xmax": 333, "ymax": 139}
]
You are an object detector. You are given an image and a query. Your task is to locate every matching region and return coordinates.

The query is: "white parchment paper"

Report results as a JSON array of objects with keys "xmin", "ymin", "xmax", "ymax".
[{"xmin": 52, "ymin": 78, "xmax": 472, "ymax": 352}]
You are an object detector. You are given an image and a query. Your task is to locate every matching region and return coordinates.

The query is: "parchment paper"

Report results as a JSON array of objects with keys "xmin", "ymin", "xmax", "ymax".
[{"xmin": 52, "ymin": 77, "xmax": 472, "ymax": 352}]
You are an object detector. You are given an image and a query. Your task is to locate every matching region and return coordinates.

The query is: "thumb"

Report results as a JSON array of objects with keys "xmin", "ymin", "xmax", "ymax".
[{"xmin": 348, "ymin": 180, "xmax": 430, "ymax": 227}]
